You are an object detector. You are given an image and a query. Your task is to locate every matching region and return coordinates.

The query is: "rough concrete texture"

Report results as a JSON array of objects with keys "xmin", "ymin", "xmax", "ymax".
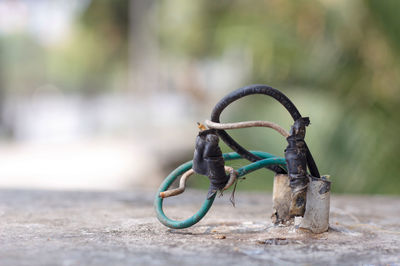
[{"xmin": 0, "ymin": 189, "xmax": 399, "ymax": 265}]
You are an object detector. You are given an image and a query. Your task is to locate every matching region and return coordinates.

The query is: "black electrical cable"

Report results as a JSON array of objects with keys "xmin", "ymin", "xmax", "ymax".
[{"xmin": 210, "ymin": 84, "xmax": 320, "ymax": 177}]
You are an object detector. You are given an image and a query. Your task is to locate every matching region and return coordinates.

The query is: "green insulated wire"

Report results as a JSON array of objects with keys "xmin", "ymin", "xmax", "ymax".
[{"xmin": 154, "ymin": 151, "xmax": 286, "ymax": 229}]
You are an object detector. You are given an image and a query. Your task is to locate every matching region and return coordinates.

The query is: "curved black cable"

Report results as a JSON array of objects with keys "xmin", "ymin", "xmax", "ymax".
[{"xmin": 210, "ymin": 84, "xmax": 320, "ymax": 177}]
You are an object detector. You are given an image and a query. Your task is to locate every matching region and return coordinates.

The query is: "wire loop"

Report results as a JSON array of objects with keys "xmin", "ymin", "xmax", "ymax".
[{"xmin": 155, "ymin": 151, "xmax": 286, "ymax": 229}]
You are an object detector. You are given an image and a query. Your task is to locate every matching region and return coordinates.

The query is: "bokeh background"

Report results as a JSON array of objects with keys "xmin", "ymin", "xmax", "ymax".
[{"xmin": 0, "ymin": 0, "xmax": 399, "ymax": 194}]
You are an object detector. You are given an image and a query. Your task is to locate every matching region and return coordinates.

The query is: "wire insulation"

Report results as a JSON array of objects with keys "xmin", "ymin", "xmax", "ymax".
[
  {"xmin": 205, "ymin": 119, "xmax": 290, "ymax": 138},
  {"xmin": 159, "ymin": 166, "xmax": 237, "ymax": 198},
  {"xmin": 210, "ymin": 84, "xmax": 320, "ymax": 178},
  {"xmin": 155, "ymin": 151, "xmax": 286, "ymax": 229}
]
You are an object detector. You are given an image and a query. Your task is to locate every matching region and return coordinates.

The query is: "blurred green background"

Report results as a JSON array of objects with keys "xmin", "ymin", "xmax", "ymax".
[{"xmin": 0, "ymin": 0, "xmax": 399, "ymax": 194}]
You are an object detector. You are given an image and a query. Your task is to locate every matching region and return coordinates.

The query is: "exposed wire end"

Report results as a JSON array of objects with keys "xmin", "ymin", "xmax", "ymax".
[
  {"xmin": 205, "ymin": 119, "xmax": 289, "ymax": 138},
  {"xmin": 197, "ymin": 122, "xmax": 207, "ymax": 131},
  {"xmin": 222, "ymin": 166, "xmax": 238, "ymax": 190},
  {"xmin": 229, "ymin": 178, "xmax": 239, "ymax": 207}
]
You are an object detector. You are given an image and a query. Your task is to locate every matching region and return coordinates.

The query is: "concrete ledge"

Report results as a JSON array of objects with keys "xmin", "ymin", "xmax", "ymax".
[{"xmin": 0, "ymin": 189, "xmax": 399, "ymax": 265}]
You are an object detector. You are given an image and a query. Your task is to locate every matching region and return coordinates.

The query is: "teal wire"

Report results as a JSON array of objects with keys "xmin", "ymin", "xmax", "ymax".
[{"xmin": 154, "ymin": 151, "xmax": 286, "ymax": 229}]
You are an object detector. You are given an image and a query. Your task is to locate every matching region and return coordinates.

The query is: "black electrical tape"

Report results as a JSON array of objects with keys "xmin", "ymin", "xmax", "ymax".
[
  {"xmin": 193, "ymin": 129, "xmax": 229, "ymax": 199},
  {"xmin": 285, "ymin": 117, "xmax": 310, "ymax": 189},
  {"xmin": 210, "ymin": 84, "xmax": 320, "ymax": 177}
]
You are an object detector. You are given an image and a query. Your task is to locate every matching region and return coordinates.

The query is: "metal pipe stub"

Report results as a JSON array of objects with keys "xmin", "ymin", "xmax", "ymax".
[
  {"xmin": 271, "ymin": 174, "xmax": 331, "ymax": 233},
  {"xmin": 299, "ymin": 175, "xmax": 331, "ymax": 233}
]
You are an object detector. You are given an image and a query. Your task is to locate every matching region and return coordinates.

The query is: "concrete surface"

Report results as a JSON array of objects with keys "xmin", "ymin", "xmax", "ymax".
[{"xmin": 0, "ymin": 189, "xmax": 399, "ymax": 265}]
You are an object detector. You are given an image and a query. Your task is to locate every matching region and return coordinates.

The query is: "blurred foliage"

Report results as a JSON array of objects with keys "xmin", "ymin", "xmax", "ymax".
[
  {"xmin": 0, "ymin": 1, "xmax": 129, "ymax": 94},
  {"xmin": 159, "ymin": 0, "xmax": 400, "ymax": 194},
  {"xmin": 49, "ymin": 0, "xmax": 129, "ymax": 94},
  {"xmin": 1, "ymin": 0, "xmax": 400, "ymax": 194}
]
